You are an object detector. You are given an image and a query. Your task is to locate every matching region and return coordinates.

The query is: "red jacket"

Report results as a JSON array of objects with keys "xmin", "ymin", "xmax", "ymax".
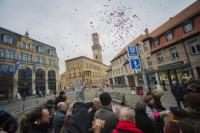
[{"xmin": 113, "ymin": 121, "xmax": 144, "ymax": 133}]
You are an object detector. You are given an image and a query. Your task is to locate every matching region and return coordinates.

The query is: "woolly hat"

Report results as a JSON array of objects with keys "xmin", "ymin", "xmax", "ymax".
[
  {"xmin": 144, "ymin": 95, "xmax": 153, "ymax": 103},
  {"xmin": 152, "ymin": 89, "xmax": 164, "ymax": 97},
  {"xmin": 99, "ymin": 92, "xmax": 112, "ymax": 106},
  {"xmin": 47, "ymin": 99, "xmax": 55, "ymax": 107},
  {"xmin": 185, "ymin": 92, "xmax": 200, "ymax": 111}
]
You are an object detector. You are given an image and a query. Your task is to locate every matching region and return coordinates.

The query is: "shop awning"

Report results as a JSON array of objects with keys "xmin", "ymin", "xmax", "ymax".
[{"xmin": 157, "ymin": 62, "xmax": 190, "ymax": 72}]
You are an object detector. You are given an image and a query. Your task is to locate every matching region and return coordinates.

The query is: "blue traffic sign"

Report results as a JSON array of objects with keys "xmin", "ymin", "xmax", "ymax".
[
  {"xmin": 127, "ymin": 45, "xmax": 138, "ymax": 57},
  {"xmin": 129, "ymin": 58, "xmax": 141, "ymax": 70}
]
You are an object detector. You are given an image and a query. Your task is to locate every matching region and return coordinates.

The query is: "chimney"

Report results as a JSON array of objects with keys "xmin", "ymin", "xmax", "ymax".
[
  {"xmin": 92, "ymin": 33, "xmax": 99, "ymax": 45},
  {"xmin": 144, "ymin": 28, "xmax": 149, "ymax": 36}
]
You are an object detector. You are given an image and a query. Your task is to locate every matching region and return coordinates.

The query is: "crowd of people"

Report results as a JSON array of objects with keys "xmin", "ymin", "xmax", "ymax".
[{"xmin": 0, "ymin": 79, "xmax": 200, "ymax": 133}]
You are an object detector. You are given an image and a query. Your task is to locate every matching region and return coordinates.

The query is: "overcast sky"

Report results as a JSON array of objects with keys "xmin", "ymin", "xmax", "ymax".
[{"xmin": 0, "ymin": 0, "xmax": 196, "ymax": 73}]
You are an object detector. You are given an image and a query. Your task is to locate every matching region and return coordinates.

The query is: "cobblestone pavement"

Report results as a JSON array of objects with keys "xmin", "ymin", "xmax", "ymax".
[
  {"xmin": 1, "ymin": 95, "xmax": 54, "ymax": 118},
  {"xmin": 105, "ymin": 86, "xmax": 177, "ymax": 109}
]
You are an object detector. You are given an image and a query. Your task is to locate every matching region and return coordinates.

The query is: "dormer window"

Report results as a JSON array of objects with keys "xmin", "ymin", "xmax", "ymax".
[
  {"xmin": 37, "ymin": 46, "xmax": 44, "ymax": 52},
  {"xmin": 166, "ymin": 31, "xmax": 173, "ymax": 41},
  {"xmin": 3, "ymin": 35, "xmax": 13, "ymax": 44},
  {"xmin": 184, "ymin": 21, "xmax": 193, "ymax": 33},
  {"xmin": 153, "ymin": 39, "xmax": 160, "ymax": 48},
  {"xmin": 48, "ymin": 49, "xmax": 53, "ymax": 56}
]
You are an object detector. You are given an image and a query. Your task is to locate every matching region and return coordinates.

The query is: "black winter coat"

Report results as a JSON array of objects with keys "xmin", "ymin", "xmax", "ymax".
[{"xmin": 135, "ymin": 111, "xmax": 155, "ymax": 133}]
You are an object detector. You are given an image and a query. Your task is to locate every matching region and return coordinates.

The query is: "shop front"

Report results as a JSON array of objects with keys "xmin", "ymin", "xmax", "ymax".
[
  {"xmin": 114, "ymin": 76, "xmax": 126, "ymax": 87},
  {"xmin": 158, "ymin": 62, "xmax": 192, "ymax": 86}
]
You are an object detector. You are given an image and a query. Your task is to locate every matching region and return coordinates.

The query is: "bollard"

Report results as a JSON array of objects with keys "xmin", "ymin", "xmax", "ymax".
[{"xmin": 23, "ymin": 103, "xmax": 25, "ymax": 112}]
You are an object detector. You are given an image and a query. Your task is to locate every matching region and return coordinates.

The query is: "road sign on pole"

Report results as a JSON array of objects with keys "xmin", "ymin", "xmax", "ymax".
[
  {"xmin": 127, "ymin": 45, "xmax": 138, "ymax": 57},
  {"xmin": 129, "ymin": 58, "xmax": 141, "ymax": 70}
]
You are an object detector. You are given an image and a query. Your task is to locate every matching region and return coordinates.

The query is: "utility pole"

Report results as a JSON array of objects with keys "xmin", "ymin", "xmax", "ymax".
[{"xmin": 137, "ymin": 43, "xmax": 149, "ymax": 95}]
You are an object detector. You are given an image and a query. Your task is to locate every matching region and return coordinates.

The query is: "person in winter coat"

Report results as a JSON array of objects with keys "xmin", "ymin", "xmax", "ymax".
[
  {"xmin": 55, "ymin": 91, "xmax": 67, "ymax": 110},
  {"xmin": 152, "ymin": 89, "xmax": 166, "ymax": 112},
  {"xmin": 135, "ymin": 101, "xmax": 155, "ymax": 133},
  {"xmin": 144, "ymin": 95, "xmax": 169, "ymax": 133},
  {"xmin": 54, "ymin": 102, "xmax": 68, "ymax": 133},
  {"xmin": 171, "ymin": 81, "xmax": 187, "ymax": 108},
  {"xmin": 64, "ymin": 102, "xmax": 90, "ymax": 133},
  {"xmin": 164, "ymin": 107, "xmax": 187, "ymax": 133},
  {"xmin": 27, "ymin": 106, "xmax": 51, "ymax": 133},
  {"xmin": 95, "ymin": 92, "xmax": 119, "ymax": 133},
  {"xmin": 113, "ymin": 107, "xmax": 143, "ymax": 133},
  {"xmin": 179, "ymin": 92, "xmax": 200, "ymax": 133},
  {"xmin": 0, "ymin": 107, "xmax": 18, "ymax": 133},
  {"xmin": 89, "ymin": 98, "xmax": 101, "ymax": 130}
]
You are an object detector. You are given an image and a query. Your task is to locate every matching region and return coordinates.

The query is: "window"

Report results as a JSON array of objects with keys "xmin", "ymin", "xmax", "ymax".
[
  {"xmin": 28, "ymin": 55, "xmax": 32, "ymax": 62},
  {"xmin": 37, "ymin": 46, "xmax": 44, "ymax": 52},
  {"xmin": 189, "ymin": 39, "xmax": 200, "ymax": 55},
  {"xmin": 36, "ymin": 56, "xmax": 45, "ymax": 64},
  {"xmin": 48, "ymin": 49, "xmax": 53, "ymax": 56},
  {"xmin": 0, "ymin": 48, "xmax": 4, "ymax": 58},
  {"xmin": 147, "ymin": 57, "xmax": 152, "ymax": 65},
  {"xmin": 21, "ymin": 42, "xmax": 30, "ymax": 50},
  {"xmin": 143, "ymin": 43, "xmax": 148, "ymax": 52},
  {"xmin": 3, "ymin": 35, "xmax": 13, "ymax": 44},
  {"xmin": 7, "ymin": 51, "xmax": 15, "ymax": 59},
  {"xmin": 170, "ymin": 47, "xmax": 179, "ymax": 60},
  {"xmin": 48, "ymin": 59, "xmax": 55, "ymax": 66},
  {"xmin": 157, "ymin": 53, "xmax": 164, "ymax": 64},
  {"xmin": 166, "ymin": 31, "xmax": 173, "ymax": 41},
  {"xmin": 21, "ymin": 53, "xmax": 28, "ymax": 62},
  {"xmin": 153, "ymin": 39, "xmax": 160, "ymax": 47},
  {"xmin": 184, "ymin": 22, "xmax": 193, "ymax": 33}
]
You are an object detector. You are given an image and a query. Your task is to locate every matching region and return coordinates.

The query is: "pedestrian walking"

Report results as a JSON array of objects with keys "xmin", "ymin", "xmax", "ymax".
[
  {"xmin": 152, "ymin": 88, "xmax": 166, "ymax": 112},
  {"xmin": 144, "ymin": 95, "xmax": 169, "ymax": 133},
  {"xmin": 170, "ymin": 81, "xmax": 187, "ymax": 108},
  {"xmin": 161, "ymin": 80, "xmax": 167, "ymax": 91},
  {"xmin": 55, "ymin": 90, "xmax": 67, "ymax": 110}
]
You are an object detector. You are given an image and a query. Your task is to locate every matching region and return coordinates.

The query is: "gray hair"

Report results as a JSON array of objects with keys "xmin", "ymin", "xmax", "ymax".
[{"xmin": 119, "ymin": 107, "xmax": 135, "ymax": 121}]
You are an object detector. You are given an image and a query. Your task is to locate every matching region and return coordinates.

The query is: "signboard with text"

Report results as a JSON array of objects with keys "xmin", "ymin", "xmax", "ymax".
[{"xmin": 127, "ymin": 45, "xmax": 138, "ymax": 57}]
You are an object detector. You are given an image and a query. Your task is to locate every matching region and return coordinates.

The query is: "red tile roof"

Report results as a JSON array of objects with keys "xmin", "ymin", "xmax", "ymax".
[{"xmin": 150, "ymin": 0, "xmax": 200, "ymax": 38}]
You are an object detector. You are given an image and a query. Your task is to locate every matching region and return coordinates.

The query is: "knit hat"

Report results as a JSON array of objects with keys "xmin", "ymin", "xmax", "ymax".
[
  {"xmin": 60, "ymin": 90, "xmax": 65, "ymax": 96},
  {"xmin": 152, "ymin": 89, "xmax": 164, "ymax": 97},
  {"xmin": 143, "ymin": 95, "xmax": 153, "ymax": 103},
  {"xmin": 185, "ymin": 92, "xmax": 200, "ymax": 111},
  {"xmin": 99, "ymin": 92, "xmax": 112, "ymax": 106},
  {"xmin": 47, "ymin": 99, "xmax": 55, "ymax": 107},
  {"xmin": 170, "ymin": 107, "xmax": 188, "ymax": 118}
]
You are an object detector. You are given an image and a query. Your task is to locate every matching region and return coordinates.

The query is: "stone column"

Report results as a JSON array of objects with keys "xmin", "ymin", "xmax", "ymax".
[
  {"xmin": 32, "ymin": 71, "xmax": 36, "ymax": 95},
  {"xmin": 13, "ymin": 70, "xmax": 18, "ymax": 99},
  {"xmin": 155, "ymin": 72, "xmax": 160, "ymax": 85},
  {"xmin": 45, "ymin": 70, "xmax": 50, "ymax": 94}
]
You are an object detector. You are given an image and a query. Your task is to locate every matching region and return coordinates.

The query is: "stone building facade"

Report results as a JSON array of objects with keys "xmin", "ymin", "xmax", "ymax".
[
  {"xmin": 65, "ymin": 33, "xmax": 108, "ymax": 89},
  {"xmin": 148, "ymin": 0, "xmax": 200, "ymax": 85},
  {"xmin": 0, "ymin": 27, "xmax": 59, "ymax": 100}
]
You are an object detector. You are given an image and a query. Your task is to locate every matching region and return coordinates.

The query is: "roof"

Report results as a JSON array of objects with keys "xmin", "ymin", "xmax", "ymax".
[
  {"xmin": 111, "ymin": 46, "xmax": 127, "ymax": 62},
  {"xmin": 129, "ymin": 34, "xmax": 145, "ymax": 45},
  {"xmin": 111, "ymin": 34, "xmax": 145, "ymax": 62},
  {"xmin": 150, "ymin": 0, "xmax": 200, "ymax": 38},
  {"xmin": 65, "ymin": 56, "xmax": 108, "ymax": 67}
]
